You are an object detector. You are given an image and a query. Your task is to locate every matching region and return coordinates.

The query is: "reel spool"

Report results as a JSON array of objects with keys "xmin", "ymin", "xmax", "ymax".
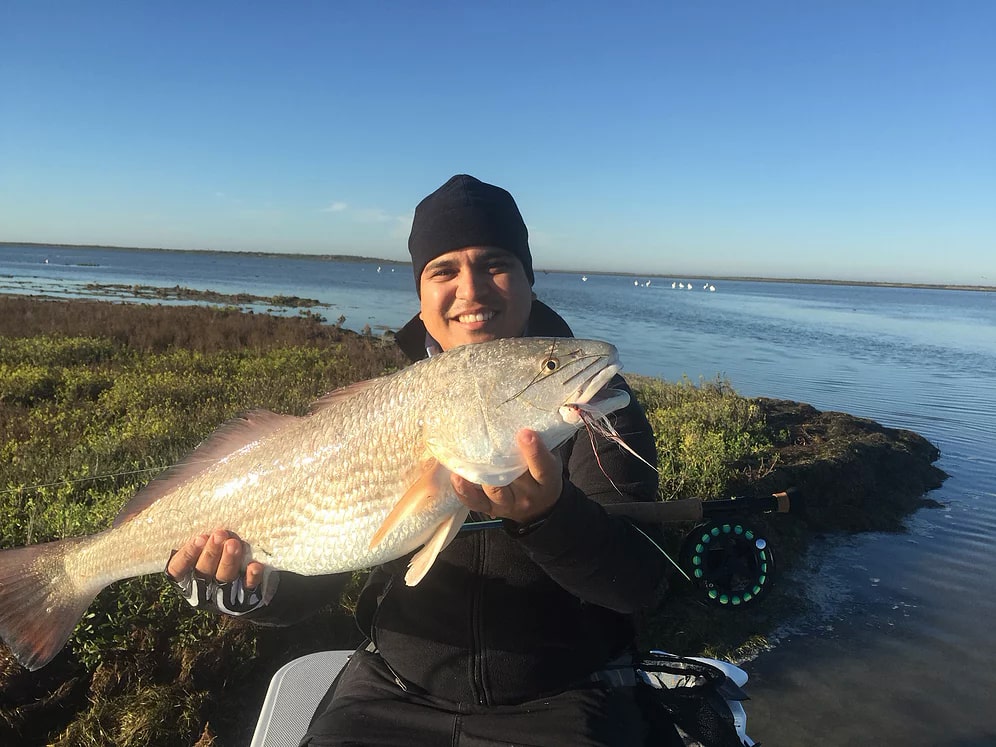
[{"xmin": 679, "ymin": 519, "xmax": 774, "ymax": 607}]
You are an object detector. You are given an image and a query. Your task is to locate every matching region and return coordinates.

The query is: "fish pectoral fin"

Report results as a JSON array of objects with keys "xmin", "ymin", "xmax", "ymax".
[
  {"xmin": 404, "ymin": 507, "xmax": 470, "ymax": 586},
  {"xmin": 368, "ymin": 459, "xmax": 451, "ymax": 550}
]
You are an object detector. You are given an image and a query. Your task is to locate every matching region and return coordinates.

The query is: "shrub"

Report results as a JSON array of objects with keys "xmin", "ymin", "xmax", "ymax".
[{"xmin": 630, "ymin": 375, "xmax": 774, "ymax": 500}]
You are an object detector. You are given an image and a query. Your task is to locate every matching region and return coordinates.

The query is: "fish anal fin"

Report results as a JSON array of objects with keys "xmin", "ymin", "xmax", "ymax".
[
  {"xmin": 368, "ymin": 459, "xmax": 450, "ymax": 550},
  {"xmin": 113, "ymin": 409, "xmax": 301, "ymax": 527},
  {"xmin": 405, "ymin": 507, "xmax": 470, "ymax": 586}
]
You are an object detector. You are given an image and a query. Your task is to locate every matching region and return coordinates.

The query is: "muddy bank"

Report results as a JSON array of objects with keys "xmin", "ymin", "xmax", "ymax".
[
  {"xmin": 636, "ymin": 397, "xmax": 947, "ymax": 660},
  {"xmin": 745, "ymin": 398, "xmax": 947, "ymax": 533}
]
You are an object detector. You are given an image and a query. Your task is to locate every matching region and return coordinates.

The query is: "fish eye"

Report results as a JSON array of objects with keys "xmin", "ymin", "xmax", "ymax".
[{"xmin": 542, "ymin": 357, "xmax": 560, "ymax": 372}]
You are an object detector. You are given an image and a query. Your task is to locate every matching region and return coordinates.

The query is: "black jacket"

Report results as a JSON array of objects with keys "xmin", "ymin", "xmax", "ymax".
[{"xmin": 254, "ymin": 301, "xmax": 669, "ymax": 706}]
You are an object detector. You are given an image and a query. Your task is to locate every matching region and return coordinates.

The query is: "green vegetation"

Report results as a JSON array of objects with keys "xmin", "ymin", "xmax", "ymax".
[
  {"xmin": 0, "ymin": 298, "xmax": 405, "ymax": 745},
  {"xmin": 629, "ymin": 374, "xmax": 777, "ymax": 501},
  {"xmin": 0, "ymin": 295, "xmax": 940, "ymax": 745}
]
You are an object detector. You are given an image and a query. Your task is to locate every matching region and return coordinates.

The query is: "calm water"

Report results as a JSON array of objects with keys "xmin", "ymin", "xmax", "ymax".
[{"xmin": 3, "ymin": 244, "xmax": 995, "ymax": 745}]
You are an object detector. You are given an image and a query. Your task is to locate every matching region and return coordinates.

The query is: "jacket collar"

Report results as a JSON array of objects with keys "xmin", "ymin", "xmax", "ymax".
[{"xmin": 394, "ymin": 300, "xmax": 575, "ymax": 363}]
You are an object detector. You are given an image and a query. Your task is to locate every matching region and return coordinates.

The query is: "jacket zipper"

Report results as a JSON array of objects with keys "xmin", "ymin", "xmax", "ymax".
[{"xmin": 471, "ymin": 528, "xmax": 488, "ymax": 705}]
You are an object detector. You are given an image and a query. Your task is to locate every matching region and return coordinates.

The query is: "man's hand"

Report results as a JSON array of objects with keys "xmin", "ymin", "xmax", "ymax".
[
  {"xmin": 167, "ymin": 529, "xmax": 266, "ymax": 589},
  {"xmin": 451, "ymin": 429, "xmax": 563, "ymax": 525},
  {"xmin": 166, "ymin": 529, "xmax": 270, "ymax": 615}
]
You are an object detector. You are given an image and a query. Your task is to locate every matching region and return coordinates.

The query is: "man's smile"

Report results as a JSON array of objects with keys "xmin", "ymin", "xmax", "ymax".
[{"xmin": 455, "ymin": 310, "xmax": 497, "ymax": 324}]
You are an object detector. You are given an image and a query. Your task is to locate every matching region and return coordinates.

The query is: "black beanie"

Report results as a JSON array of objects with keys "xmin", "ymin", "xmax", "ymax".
[{"xmin": 408, "ymin": 174, "xmax": 534, "ymax": 294}]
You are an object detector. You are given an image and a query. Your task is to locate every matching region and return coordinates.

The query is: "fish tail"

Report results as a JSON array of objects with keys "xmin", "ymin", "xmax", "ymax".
[{"xmin": 0, "ymin": 537, "xmax": 103, "ymax": 671}]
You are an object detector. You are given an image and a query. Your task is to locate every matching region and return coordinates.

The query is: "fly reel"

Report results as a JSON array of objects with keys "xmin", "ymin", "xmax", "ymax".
[{"xmin": 679, "ymin": 519, "xmax": 774, "ymax": 607}]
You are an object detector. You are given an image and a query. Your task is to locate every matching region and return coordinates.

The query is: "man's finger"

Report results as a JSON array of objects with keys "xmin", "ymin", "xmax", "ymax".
[
  {"xmin": 215, "ymin": 538, "xmax": 245, "ymax": 583},
  {"xmin": 517, "ymin": 429, "xmax": 559, "ymax": 484},
  {"xmin": 166, "ymin": 534, "xmax": 208, "ymax": 579},
  {"xmin": 451, "ymin": 473, "xmax": 492, "ymax": 513},
  {"xmin": 245, "ymin": 561, "xmax": 265, "ymax": 590},
  {"xmin": 481, "ymin": 483, "xmax": 514, "ymax": 509},
  {"xmin": 194, "ymin": 530, "xmax": 230, "ymax": 577}
]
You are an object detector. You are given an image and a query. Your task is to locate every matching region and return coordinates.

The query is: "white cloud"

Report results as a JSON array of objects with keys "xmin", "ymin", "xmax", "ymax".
[
  {"xmin": 355, "ymin": 208, "xmax": 395, "ymax": 224},
  {"xmin": 322, "ymin": 201, "xmax": 411, "ymax": 231}
]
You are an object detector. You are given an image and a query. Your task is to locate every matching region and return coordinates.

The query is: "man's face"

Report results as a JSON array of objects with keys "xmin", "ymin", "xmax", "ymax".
[{"xmin": 419, "ymin": 246, "xmax": 533, "ymax": 351}]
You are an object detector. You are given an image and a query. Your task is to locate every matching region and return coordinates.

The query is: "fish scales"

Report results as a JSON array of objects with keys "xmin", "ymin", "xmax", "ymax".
[
  {"xmin": 0, "ymin": 337, "xmax": 630, "ymax": 670},
  {"xmin": 71, "ymin": 370, "xmax": 449, "ymax": 580}
]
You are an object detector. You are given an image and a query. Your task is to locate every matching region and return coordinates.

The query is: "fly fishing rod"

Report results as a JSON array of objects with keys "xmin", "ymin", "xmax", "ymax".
[{"xmin": 601, "ymin": 488, "xmax": 799, "ymax": 524}]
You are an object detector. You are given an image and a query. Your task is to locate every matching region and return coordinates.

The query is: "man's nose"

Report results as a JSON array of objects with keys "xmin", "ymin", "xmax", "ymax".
[{"xmin": 456, "ymin": 268, "xmax": 491, "ymax": 299}]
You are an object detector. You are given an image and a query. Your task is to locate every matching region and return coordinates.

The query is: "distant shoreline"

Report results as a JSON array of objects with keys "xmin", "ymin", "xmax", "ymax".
[
  {"xmin": 3, "ymin": 240, "xmax": 993, "ymax": 293},
  {"xmin": 0, "ymin": 240, "xmax": 409, "ymax": 268}
]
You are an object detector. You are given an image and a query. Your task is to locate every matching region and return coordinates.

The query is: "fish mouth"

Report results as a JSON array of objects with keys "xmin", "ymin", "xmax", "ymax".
[{"xmin": 559, "ymin": 358, "xmax": 630, "ymax": 423}]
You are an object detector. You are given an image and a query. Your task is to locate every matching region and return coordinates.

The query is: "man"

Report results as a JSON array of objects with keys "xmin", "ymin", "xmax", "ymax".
[{"xmin": 168, "ymin": 175, "xmax": 672, "ymax": 745}]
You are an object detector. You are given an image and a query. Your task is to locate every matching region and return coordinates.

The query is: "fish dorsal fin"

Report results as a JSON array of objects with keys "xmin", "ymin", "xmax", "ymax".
[
  {"xmin": 112, "ymin": 409, "xmax": 302, "ymax": 527},
  {"xmin": 308, "ymin": 378, "xmax": 383, "ymax": 414},
  {"xmin": 405, "ymin": 506, "xmax": 470, "ymax": 586},
  {"xmin": 368, "ymin": 458, "xmax": 451, "ymax": 549}
]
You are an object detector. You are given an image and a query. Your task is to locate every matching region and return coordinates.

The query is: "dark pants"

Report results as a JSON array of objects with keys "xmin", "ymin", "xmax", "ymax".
[{"xmin": 300, "ymin": 649, "xmax": 671, "ymax": 747}]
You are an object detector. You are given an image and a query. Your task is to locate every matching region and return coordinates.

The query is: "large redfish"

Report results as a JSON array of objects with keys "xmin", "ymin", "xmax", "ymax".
[{"xmin": 0, "ymin": 337, "xmax": 630, "ymax": 670}]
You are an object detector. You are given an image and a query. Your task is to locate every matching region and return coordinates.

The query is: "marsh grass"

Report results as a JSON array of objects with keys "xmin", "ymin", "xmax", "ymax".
[{"xmin": 1, "ymin": 296, "xmax": 776, "ymax": 745}]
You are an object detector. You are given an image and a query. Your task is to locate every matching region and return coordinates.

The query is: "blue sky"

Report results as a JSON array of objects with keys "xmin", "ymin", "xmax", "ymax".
[{"xmin": 1, "ymin": 2, "xmax": 993, "ymax": 285}]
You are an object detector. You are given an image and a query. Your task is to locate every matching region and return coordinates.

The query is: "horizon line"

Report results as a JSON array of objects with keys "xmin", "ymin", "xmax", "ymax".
[{"xmin": 2, "ymin": 240, "xmax": 993, "ymax": 293}]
